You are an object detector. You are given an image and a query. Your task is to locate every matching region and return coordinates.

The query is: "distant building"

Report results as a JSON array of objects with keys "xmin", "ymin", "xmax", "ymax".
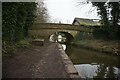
[{"xmin": 72, "ymin": 18, "xmax": 101, "ymax": 27}]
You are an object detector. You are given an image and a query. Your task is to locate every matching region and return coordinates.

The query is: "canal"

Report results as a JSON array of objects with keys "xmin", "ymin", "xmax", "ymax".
[
  {"xmin": 50, "ymin": 33, "xmax": 120, "ymax": 78},
  {"xmin": 63, "ymin": 44, "xmax": 120, "ymax": 78}
]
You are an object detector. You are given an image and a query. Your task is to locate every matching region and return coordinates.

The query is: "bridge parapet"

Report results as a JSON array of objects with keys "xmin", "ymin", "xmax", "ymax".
[
  {"xmin": 29, "ymin": 23, "xmax": 95, "ymax": 40},
  {"xmin": 30, "ymin": 23, "xmax": 94, "ymax": 32}
]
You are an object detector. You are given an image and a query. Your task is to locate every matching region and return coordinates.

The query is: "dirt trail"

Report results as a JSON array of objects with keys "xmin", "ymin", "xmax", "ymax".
[{"xmin": 3, "ymin": 42, "xmax": 70, "ymax": 78}]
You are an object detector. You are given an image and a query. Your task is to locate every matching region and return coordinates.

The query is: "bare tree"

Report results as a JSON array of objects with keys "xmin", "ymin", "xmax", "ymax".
[{"xmin": 35, "ymin": 0, "xmax": 49, "ymax": 23}]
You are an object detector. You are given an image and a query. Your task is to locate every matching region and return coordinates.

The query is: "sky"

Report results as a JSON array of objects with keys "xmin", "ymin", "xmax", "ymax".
[{"xmin": 43, "ymin": 0, "xmax": 100, "ymax": 24}]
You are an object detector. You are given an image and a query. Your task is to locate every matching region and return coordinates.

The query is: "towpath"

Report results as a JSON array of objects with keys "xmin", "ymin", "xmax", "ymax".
[{"xmin": 3, "ymin": 42, "xmax": 72, "ymax": 79}]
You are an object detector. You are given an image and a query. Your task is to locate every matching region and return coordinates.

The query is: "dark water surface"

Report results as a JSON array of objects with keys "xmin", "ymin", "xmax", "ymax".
[{"xmin": 64, "ymin": 44, "xmax": 120, "ymax": 78}]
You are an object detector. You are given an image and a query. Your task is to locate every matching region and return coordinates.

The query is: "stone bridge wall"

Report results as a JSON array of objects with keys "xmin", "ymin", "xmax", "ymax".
[
  {"xmin": 30, "ymin": 23, "xmax": 94, "ymax": 32},
  {"xmin": 29, "ymin": 23, "xmax": 94, "ymax": 40},
  {"xmin": 29, "ymin": 29, "xmax": 79, "ymax": 39}
]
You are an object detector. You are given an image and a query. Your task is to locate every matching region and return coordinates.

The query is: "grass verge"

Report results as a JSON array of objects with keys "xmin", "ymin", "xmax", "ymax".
[{"xmin": 71, "ymin": 39, "xmax": 120, "ymax": 56}]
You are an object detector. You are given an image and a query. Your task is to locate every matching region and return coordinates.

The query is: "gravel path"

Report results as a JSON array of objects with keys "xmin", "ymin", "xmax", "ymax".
[{"xmin": 3, "ymin": 42, "xmax": 70, "ymax": 78}]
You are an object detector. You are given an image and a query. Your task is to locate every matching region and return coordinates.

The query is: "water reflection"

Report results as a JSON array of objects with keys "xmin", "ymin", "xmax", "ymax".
[
  {"xmin": 75, "ymin": 64, "xmax": 99, "ymax": 78},
  {"xmin": 58, "ymin": 35, "xmax": 62, "ymax": 42},
  {"xmin": 65, "ymin": 45, "xmax": 120, "ymax": 78},
  {"xmin": 61, "ymin": 44, "xmax": 66, "ymax": 50},
  {"xmin": 49, "ymin": 34, "xmax": 57, "ymax": 42},
  {"xmin": 49, "ymin": 33, "xmax": 66, "ymax": 43},
  {"xmin": 75, "ymin": 64, "xmax": 119, "ymax": 78}
]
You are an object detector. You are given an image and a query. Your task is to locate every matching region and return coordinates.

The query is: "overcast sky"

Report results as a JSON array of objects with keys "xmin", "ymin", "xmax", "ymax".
[{"xmin": 43, "ymin": 0, "xmax": 100, "ymax": 24}]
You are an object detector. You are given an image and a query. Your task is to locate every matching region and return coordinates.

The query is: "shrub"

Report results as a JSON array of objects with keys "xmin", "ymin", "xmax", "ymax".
[
  {"xmin": 93, "ymin": 29, "xmax": 110, "ymax": 39},
  {"xmin": 16, "ymin": 39, "xmax": 30, "ymax": 48}
]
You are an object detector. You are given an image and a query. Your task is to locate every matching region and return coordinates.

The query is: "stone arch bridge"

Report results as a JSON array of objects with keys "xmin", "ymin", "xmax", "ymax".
[{"xmin": 29, "ymin": 23, "xmax": 95, "ymax": 41}]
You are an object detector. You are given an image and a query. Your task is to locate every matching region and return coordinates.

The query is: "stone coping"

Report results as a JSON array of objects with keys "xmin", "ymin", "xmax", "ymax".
[{"xmin": 57, "ymin": 43, "xmax": 80, "ymax": 78}]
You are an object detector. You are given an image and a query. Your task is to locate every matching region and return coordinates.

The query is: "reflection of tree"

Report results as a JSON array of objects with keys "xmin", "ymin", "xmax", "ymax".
[
  {"xmin": 95, "ymin": 64, "xmax": 107, "ymax": 78},
  {"xmin": 95, "ymin": 64, "xmax": 116, "ymax": 78},
  {"xmin": 106, "ymin": 66, "xmax": 115, "ymax": 78}
]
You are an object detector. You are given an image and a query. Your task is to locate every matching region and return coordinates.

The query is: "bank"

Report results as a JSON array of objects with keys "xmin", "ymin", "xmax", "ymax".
[{"xmin": 70, "ymin": 39, "xmax": 120, "ymax": 56}]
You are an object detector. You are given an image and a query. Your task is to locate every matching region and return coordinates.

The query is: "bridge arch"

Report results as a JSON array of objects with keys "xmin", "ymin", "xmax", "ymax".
[
  {"xmin": 29, "ymin": 23, "xmax": 94, "ymax": 41},
  {"xmin": 57, "ymin": 31, "xmax": 74, "ymax": 43},
  {"xmin": 49, "ymin": 31, "xmax": 74, "ymax": 43}
]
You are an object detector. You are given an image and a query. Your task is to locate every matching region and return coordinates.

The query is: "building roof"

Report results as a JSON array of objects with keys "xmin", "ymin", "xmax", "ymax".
[{"xmin": 72, "ymin": 18, "xmax": 101, "ymax": 26}]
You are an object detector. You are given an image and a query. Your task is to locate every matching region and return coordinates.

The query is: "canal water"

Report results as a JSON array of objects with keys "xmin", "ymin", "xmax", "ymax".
[{"xmin": 62, "ymin": 44, "xmax": 120, "ymax": 78}]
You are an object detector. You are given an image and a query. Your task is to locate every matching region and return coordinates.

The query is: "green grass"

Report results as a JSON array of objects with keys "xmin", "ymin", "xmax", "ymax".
[
  {"xmin": 71, "ymin": 39, "xmax": 119, "ymax": 55},
  {"xmin": 3, "ymin": 38, "xmax": 30, "ymax": 57}
]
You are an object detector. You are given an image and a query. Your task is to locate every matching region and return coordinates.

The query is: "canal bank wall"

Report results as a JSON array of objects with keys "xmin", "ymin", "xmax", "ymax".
[
  {"xmin": 56, "ymin": 43, "xmax": 80, "ymax": 78},
  {"xmin": 70, "ymin": 40, "xmax": 120, "ymax": 56}
]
